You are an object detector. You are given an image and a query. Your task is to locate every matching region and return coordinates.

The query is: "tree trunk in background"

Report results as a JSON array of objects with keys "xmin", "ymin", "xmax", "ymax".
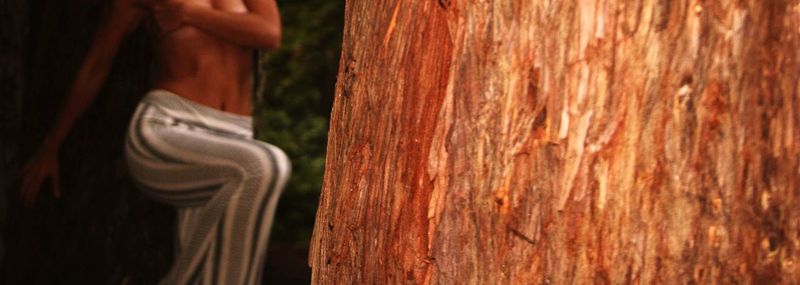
[
  {"xmin": 0, "ymin": 0, "xmax": 28, "ymax": 268},
  {"xmin": 310, "ymin": 0, "xmax": 800, "ymax": 283},
  {"xmin": 1, "ymin": 1, "xmax": 174, "ymax": 283}
]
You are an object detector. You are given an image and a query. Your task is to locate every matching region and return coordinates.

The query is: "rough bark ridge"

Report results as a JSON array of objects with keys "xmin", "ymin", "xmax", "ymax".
[{"xmin": 311, "ymin": 0, "xmax": 800, "ymax": 283}]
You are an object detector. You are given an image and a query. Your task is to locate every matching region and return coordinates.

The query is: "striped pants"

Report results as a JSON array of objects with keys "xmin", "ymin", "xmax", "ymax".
[{"xmin": 124, "ymin": 90, "xmax": 291, "ymax": 285}]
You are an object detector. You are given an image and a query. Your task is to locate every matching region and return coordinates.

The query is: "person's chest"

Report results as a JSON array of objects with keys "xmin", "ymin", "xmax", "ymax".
[
  {"xmin": 182, "ymin": 0, "xmax": 248, "ymax": 12},
  {"xmin": 136, "ymin": 0, "xmax": 248, "ymax": 12}
]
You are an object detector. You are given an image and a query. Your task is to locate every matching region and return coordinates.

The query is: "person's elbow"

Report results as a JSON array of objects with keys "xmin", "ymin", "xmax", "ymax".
[{"xmin": 256, "ymin": 25, "xmax": 281, "ymax": 50}]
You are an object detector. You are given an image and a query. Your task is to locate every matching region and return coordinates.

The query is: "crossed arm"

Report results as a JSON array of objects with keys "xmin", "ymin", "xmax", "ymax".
[
  {"xmin": 21, "ymin": 0, "xmax": 281, "ymax": 206},
  {"xmin": 167, "ymin": 0, "xmax": 282, "ymax": 49}
]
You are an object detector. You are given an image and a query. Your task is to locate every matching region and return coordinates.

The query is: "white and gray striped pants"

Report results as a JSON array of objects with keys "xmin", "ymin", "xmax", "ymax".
[{"xmin": 124, "ymin": 90, "xmax": 291, "ymax": 285}]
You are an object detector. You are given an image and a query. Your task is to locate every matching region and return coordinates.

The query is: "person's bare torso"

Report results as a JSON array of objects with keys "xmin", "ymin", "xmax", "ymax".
[{"xmin": 143, "ymin": 0, "xmax": 254, "ymax": 116}]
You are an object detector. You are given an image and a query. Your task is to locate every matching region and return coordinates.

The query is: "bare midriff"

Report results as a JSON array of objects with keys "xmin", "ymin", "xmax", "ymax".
[{"xmin": 151, "ymin": 1, "xmax": 253, "ymax": 116}]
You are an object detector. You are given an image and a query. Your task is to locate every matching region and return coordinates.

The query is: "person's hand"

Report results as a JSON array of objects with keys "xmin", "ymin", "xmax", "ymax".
[
  {"xmin": 153, "ymin": 0, "xmax": 190, "ymax": 34},
  {"xmin": 20, "ymin": 147, "xmax": 61, "ymax": 207}
]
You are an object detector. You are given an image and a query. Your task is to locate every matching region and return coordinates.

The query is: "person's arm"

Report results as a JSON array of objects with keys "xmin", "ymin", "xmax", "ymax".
[
  {"xmin": 159, "ymin": 0, "xmax": 281, "ymax": 49},
  {"xmin": 21, "ymin": 0, "xmax": 144, "ymax": 206}
]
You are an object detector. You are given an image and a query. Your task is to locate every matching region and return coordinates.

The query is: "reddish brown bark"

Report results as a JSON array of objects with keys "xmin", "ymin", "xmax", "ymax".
[{"xmin": 311, "ymin": 0, "xmax": 800, "ymax": 283}]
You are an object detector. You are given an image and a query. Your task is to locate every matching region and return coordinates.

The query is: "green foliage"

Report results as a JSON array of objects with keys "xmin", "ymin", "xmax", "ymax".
[{"xmin": 254, "ymin": 0, "xmax": 343, "ymax": 248}]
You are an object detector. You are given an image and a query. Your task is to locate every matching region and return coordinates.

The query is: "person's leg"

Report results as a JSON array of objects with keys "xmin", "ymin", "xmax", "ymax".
[
  {"xmin": 243, "ymin": 141, "xmax": 290, "ymax": 284},
  {"xmin": 125, "ymin": 93, "xmax": 290, "ymax": 285}
]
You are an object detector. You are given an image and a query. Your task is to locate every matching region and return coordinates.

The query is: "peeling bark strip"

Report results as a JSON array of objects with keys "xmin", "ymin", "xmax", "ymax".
[{"xmin": 311, "ymin": 0, "xmax": 800, "ymax": 284}]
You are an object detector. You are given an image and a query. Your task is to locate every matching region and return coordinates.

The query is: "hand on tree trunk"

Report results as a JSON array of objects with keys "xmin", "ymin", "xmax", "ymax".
[{"xmin": 20, "ymin": 147, "xmax": 62, "ymax": 207}]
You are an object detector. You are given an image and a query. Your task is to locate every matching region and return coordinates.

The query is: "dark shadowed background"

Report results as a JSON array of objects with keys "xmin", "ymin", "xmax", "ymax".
[{"xmin": 0, "ymin": 0, "xmax": 342, "ymax": 284}]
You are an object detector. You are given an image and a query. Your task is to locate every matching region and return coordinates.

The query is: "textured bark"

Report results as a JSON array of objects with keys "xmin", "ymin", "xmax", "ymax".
[
  {"xmin": 310, "ymin": 0, "xmax": 800, "ymax": 284},
  {"xmin": 0, "ymin": 0, "xmax": 28, "ymax": 268},
  {"xmin": 2, "ymin": 1, "xmax": 174, "ymax": 283}
]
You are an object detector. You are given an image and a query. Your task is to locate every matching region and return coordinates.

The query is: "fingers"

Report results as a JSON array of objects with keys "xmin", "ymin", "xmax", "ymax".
[
  {"xmin": 20, "ymin": 161, "xmax": 37, "ymax": 207},
  {"xmin": 53, "ymin": 170, "xmax": 61, "ymax": 199},
  {"xmin": 20, "ymin": 170, "xmax": 32, "ymax": 205},
  {"xmin": 20, "ymin": 164, "xmax": 58, "ymax": 207},
  {"xmin": 152, "ymin": 1, "xmax": 185, "ymax": 33},
  {"xmin": 28, "ymin": 185, "xmax": 40, "ymax": 207},
  {"xmin": 28, "ymin": 174, "xmax": 42, "ymax": 207},
  {"xmin": 20, "ymin": 152, "xmax": 62, "ymax": 207},
  {"xmin": 21, "ymin": 169, "xmax": 43, "ymax": 208}
]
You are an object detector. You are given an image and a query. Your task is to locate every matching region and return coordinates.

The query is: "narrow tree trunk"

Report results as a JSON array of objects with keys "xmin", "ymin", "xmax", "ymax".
[
  {"xmin": 2, "ymin": 1, "xmax": 173, "ymax": 283},
  {"xmin": 310, "ymin": 0, "xmax": 800, "ymax": 283}
]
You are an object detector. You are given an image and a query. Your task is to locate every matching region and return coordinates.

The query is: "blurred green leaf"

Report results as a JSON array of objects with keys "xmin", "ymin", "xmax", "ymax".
[{"xmin": 254, "ymin": 0, "xmax": 343, "ymax": 250}]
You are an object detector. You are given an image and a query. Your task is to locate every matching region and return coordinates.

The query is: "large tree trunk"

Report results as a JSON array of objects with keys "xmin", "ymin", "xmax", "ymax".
[
  {"xmin": 1, "ymin": 1, "xmax": 174, "ymax": 283},
  {"xmin": 310, "ymin": 0, "xmax": 800, "ymax": 283},
  {"xmin": 0, "ymin": 0, "xmax": 28, "ymax": 268}
]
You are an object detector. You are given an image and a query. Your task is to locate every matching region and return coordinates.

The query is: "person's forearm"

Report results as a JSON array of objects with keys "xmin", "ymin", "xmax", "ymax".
[
  {"xmin": 34, "ymin": 0, "xmax": 141, "ymax": 156},
  {"xmin": 182, "ymin": 5, "xmax": 281, "ymax": 49},
  {"xmin": 40, "ymin": 57, "xmax": 112, "ymax": 153}
]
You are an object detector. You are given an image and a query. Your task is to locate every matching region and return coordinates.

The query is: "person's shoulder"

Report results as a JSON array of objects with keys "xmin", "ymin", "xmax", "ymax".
[
  {"xmin": 113, "ymin": 0, "xmax": 149, "ymax": 11},
  {"xmin": 104, "ymin": 0, "xmax": 148, "ymax": 32}
]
